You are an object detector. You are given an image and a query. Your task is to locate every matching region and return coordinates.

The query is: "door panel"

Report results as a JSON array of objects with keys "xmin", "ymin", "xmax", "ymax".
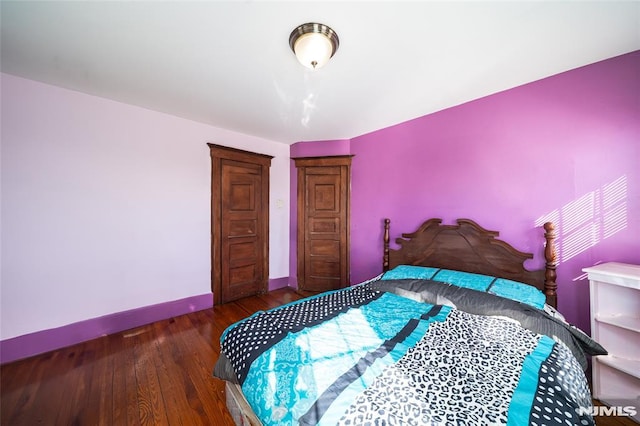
[
  {"xmin": 209, "ymin": 144, "xmax": 272, "ymax": 305},
  {"xmin": 309, "ymin": 218, "xmax": 339, "ymax": 234},
  {"xmin": 305, "ymin": 173, "xmax": 342, "ymax": 291},
  {"xmin": 310, "ymin": 239, "xmax": 340, "ymax": 256},
  {"xmin": 221, "ymin": 161, "xmax": 262, "ymax": 302},
  {"xmin": 295, "ymin": 156, "xmax": 352, "ymax": 294}
]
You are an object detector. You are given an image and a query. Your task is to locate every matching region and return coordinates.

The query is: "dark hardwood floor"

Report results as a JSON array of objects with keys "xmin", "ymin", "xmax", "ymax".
[
  {"xmin": 1, "ymin": 287, "xmax": 636, "ymax": 425},
  {"xmin": 1, "ymin": 288, "xmax": 302, "ymax": 426}
]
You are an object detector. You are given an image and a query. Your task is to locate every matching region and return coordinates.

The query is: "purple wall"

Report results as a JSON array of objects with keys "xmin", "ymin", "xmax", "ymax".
[
  {"xmin": 292, "ymin": 51, "xmax": 640, "ymax": 333},
  {"xmin": 1, "ymin": 276, "xmax": 289, "ymax": 364},
  {"xmin": 0, "ymin": 293, "xmax": 212, "ymax": 364}
]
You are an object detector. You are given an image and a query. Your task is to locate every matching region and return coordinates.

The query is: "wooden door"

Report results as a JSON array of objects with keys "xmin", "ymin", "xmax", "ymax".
[
  {"xmin": 209, "ymin": 144, "xmax": 272, "ymax": 305},
  {"xmin": 221, "ymin": 160, "xmax": 263, "ymax": 302},
  {"xmin": 295, "ymin": 156, "xmax": 352, "ymax": 293}
]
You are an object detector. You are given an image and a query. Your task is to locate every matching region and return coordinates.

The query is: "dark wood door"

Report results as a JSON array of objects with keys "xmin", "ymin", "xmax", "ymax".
[
  {"xmin": 295, "ymin": 156, "xmax": 352, "ymax": 293},
  {"xmin": 221, "ymin": 160, "xmax": 263, "ymax": 302},
  {"xmin": 209, "ymin": 144, "xmax": 272, "ymax": 305}
]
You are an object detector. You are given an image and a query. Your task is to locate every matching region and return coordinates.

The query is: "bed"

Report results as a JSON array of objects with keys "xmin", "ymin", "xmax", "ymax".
[{"xmin": 213, "ymin": 218, "xmax": 606, "ymax": 425}]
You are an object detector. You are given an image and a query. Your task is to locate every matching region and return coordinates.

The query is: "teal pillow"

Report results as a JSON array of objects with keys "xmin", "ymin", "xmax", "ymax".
[
  {"xmin": 489, "ymin": 278, "xmax": 546, "ymax": 309},
  {"xmin": 381, "ymin": 265, "xmax": 546, "ymax": 309},
  {"xmin": 381, "ymin": 265, "xmax": 438, "ymax": 280},
  {"xmin": 432, "ymin": 269, "xmax": 495, "ymax": 292}
]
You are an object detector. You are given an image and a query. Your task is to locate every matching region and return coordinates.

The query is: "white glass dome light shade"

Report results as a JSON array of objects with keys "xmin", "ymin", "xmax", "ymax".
[
  {"xmin": 289, "ymin": 23, "xmax": 339, "ymax": 70},
  {"xmin": 293, "ymin": 32, "xmax": 333, "ymax": 69}
]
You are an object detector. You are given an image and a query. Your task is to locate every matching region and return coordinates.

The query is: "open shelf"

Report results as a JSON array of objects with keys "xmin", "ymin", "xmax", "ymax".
[
  {"xmin": 595, "ymin": 314, "xmax": 640, "ymax": 333},
  {"xmin": 598, "ymin": 355, "xmax": 640, "ymax": 380}
]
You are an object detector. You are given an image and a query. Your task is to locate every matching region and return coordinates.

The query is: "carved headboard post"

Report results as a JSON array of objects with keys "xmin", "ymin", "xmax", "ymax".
[
  {"xmin": 383, "ymin": 218, "xmax": 391, "ymax": 272},
  {"xmin": 543, "ymin": 222, "xmax": 558, "ymax": 308}
]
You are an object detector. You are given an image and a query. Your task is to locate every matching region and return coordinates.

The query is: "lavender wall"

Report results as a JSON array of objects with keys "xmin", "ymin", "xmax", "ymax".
[
  {"xmin": 294, "ymin": 51, "xmax": 640, "ymax": 333},
  {"xmin": 0, "ymin": 73, "xmax": 291, "ymax": 349}
]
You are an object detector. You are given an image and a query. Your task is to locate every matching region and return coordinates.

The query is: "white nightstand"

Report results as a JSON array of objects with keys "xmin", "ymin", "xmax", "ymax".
[{"xmin": 583, "ymin": 262, "xmax": 640, "ymax": 421}]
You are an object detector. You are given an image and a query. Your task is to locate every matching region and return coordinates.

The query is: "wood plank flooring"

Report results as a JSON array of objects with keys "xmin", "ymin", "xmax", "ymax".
[
  {"xmin": 1, "ymin": 288, "xmax": 301, "ymax": 426},
  {"xmin": 1, "ymin": 287, "xmax": 636, "ymax": 425}
]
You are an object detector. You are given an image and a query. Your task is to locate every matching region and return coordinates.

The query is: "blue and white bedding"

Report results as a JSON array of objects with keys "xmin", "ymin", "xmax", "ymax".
[{"xmin": 215, "ymin": 276, "xmax": 605, "ymax": 426}]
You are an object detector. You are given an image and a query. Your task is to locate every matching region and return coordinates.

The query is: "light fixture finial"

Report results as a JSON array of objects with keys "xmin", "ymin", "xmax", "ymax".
[{"xmin": 289, "ymin": 23, "xmax": 339, "ymax": 70}]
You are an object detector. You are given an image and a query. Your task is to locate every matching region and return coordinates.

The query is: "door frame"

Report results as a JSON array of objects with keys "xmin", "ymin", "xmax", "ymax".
[
  {"xmin": 208, "ymin": 144, "xmax": 273, "ymax": 305},
  {"xmin": 294, "ymin": 155, "xmax": 353, "ymax": 293}
]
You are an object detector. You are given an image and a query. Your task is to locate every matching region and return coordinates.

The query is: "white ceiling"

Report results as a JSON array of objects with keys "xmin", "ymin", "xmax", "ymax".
[{"xmin": 1, "ymin": 1, "xmax": 638, "ymax": 145}]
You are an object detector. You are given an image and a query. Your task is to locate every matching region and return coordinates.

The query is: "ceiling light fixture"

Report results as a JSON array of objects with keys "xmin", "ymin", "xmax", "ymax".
[{"xmin": 289, "ymin": 23, "xmax": 339, "ymax": 70}]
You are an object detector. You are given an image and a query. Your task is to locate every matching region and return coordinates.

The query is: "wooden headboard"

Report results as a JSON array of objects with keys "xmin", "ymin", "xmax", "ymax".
[{"xmin": 382, "ymin": 218, "xmax": 558, "ymax": 308}]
